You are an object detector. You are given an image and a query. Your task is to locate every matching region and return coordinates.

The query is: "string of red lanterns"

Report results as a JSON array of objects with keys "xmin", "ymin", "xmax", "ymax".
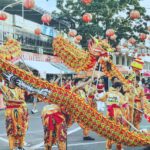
[
  {"xmin": 34, "ymin": 28, "xmax": 41, "ymax": 36},
  {"xmin": 106, "ymin": 29, "xmax": 115, "ymax": 37},
  {"xmin": 128, "ymin": 37, "xmax": 136, "ymax": 45},
  {"xmin": 23, "ymin": 0, "xmax": 35, "ymax": 9},
  {"xmin": 81, "ymin": 0, "xmax": 93, "ymax": 5},
  {"xmin": 75, "ymin": 35, "xmax": 82, "ymax": 41},
  {"xmin": 68, "ymin": 29, "xmax": 77, "ymax": 37},
  {"xmin": 82, "ymin": 13, "xmax": 92, "ymax": 23},
  {"xmin": 110, "ymin": 34, "xmax": 117, "ymax": 40},
  {"xmin": 0, "ymin": 11, "xmax": 7, "ymax": 21},
  {"xmin": 130, "ymin": 10, "xmax": 140, "ymax": 20},
  {"xmin": 41, "ymin": 14, "xmax": 52, "ymax": 24},
  {"xmin": 140, "ymin": 33, "xmax": 147, "ymax": 41}
]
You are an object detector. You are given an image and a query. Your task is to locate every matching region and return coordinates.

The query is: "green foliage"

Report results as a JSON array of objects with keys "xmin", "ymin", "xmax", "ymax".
[{"xmin": 54, "ymin": 0, "xmax": 149, "ymax": 48}]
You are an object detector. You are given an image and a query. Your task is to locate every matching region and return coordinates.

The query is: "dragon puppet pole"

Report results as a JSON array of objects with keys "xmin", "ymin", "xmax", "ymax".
[
  {"xmin": 86, "ymin": 58, "xmax": 100, "ymax": 102},
  {"xmin": 0, "ymin": 87, "xmax": 9, "ymax": 99},
  {"xmin": 121, "ymin": 116, "xmax": 141, "ymax": 132},
  {"xmin": 20, "ymin": 57, "xmax": 32, "ymax": 73},
  {"xmin": 128, "ymin": 104, "xmax": 144, "ymax": 113},
  {"xmin": 96, "ymin": 63, "xmax": 101, "ymax": 87}
]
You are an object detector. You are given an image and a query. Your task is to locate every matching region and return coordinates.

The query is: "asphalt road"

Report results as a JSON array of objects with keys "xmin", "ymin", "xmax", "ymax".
[{"xmin": 0, "ymin": 102, "xmax": 149, "ymax": 150}]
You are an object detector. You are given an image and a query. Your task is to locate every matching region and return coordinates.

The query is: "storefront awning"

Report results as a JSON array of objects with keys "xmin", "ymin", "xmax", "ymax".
[
  {"xmin": 23, "ymin": 60, "xmax": 65, "ymax": 74},
  {"xmin": 143, "ymin": 72, "xmax": 150, "ymax": 77},
  {"xmin": 50, "ymin": 62, "xmax": 75, "ymax": 74}
]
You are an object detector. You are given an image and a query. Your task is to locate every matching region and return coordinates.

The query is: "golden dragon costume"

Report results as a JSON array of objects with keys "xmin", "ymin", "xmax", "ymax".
[{"xmin": 0, "ymin": 37, "xmax": 150, "ymax": 148}]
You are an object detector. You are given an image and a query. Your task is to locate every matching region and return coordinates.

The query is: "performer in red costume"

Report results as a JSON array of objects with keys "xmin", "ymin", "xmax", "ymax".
[
  {"xmin": 41, "ymin": 104, "xmax": 68, "ymax": 150},
  {"xmin": 98, "ymin": 82, "xmax": 126, "ymax": 150},
  {"xmin": 133, "ymin": 76, "xmax": 145, "ymax": 130},
  {"xmin": 1, "ymin": 81, "xmax": 28, "ymax": 150}
]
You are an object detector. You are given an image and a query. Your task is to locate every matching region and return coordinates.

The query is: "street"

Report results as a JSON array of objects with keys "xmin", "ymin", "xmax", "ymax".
[{"xmin": 0, "ymin": 102, "xmax": 149, "ymax": 150}]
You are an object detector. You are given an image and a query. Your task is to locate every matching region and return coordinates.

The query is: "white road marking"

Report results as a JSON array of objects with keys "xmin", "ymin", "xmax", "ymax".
[
  {"xmin": 0, "ymin": 130, "xmax": 43, "ymax": 137},
  {"xmin": 31, "ymin": 127, "xmax": 81, "ymax": 149},
  {"xmin": 67, "ymin": 141, "xmax": 106, "ymax": 147},
  {"xmin": 39, "ymin": 141, "xmax": 106, "ymax": 149},
  {"xmin": 0, "ymin": 137, "xmax": 8, "ymax": 143}
]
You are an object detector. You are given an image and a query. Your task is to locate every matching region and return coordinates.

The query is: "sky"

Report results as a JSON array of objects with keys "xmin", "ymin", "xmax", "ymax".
[
  {"xmin": 36, "ymin": 0, "xmax": 57, "ymax": 12},
  {"xmin": 35, "ymin": 0, "xmax": 150, "ymax": 14}
]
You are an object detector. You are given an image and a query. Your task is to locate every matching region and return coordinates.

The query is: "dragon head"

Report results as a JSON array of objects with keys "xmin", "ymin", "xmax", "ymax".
[{"xmin": 88, "ymin": 36, "xmax": 114, "ymax": 58}]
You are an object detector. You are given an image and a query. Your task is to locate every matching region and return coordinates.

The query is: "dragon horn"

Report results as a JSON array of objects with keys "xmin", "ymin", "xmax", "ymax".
[{"xmin": 90, "ymin": 35, "xmax": 99, "ymax": 45}]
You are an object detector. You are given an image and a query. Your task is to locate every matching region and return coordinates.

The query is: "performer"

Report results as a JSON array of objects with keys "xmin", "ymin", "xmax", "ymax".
[
  {"xmin": 98, "ymin": 82, "xmax": 125, "ymax": 150},
  {"xmin": 41, "ymin": 104, "xmax": 67, "ymax": 150},
  {"xmin": 123, "ymin": 75, "xmax": 136, "ymax": 125},
  {"xmin": 83, "ymin": 82, "xmax": 97, "ymax": 140},
  {"xmin": 1, "ymin": 81, "xmax": 28, "ymax": 150},
  {"xmin": 95, "ymin": 79, "xmax": 105, "ymax": 112},
  {"xmin": 133, "ymin": 76, "xmax": 145, "ymax": 130},
  {"xmin": 72, "ymin": 78, "xmax": 95, "ymax": 140}
]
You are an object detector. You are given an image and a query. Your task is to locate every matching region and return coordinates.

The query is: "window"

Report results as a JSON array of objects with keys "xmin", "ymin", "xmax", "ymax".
[
  {"xmin": 122, "ymin": 56, "xmax": 125, "ymax": 65},
  {"xmin": 116, "ymin": 56, "xmax": 119, "ymax": 64}
]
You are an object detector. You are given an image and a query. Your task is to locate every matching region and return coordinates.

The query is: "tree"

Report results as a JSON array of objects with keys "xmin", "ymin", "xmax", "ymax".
[{"xmin": 53, "ymin": 0, "xmax": 150, "ymax": 48}]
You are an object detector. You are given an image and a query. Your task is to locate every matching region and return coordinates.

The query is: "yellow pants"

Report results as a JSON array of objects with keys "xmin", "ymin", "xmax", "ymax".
[
  {"xmin": 133, "ymin": 102, "xmax": 142, "ymax": 130},
  {"xmin": 83, "ymin": 128, "xmax": 89, "ymax": 137},
  {"xmin": 106, "ymin": 140, "xmax": 122, "ymax": 150},
  {"xmin": 45, "ymin": 141, "xmax": 66, "ymax": 150},
  {"xmin": 133, "ymin": 109, "xmax": 142, "ymax": 130},
  {"xmin": 129, "ymin": 106, "xmax": 134, "ymax": 124},
  {"xmin": 8, "ymin": 136, "xmax": 25, "ymax": 150},
  {"xmin": 106, "ymin": 108, "xmax": 123, "ymax": 150},
  {"xmin": 5, "ymin": 101, "xmax": 28, "ymax": 150}
]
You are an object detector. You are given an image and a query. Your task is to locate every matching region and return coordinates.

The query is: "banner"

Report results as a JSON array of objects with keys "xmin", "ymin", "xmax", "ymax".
[
  {"xmin": 42, "ymin": 25, "xmax": 54, "ymax": 37},
  {"xmin": 22, "ymin": 51, "xmax": 61, "ymax": 63}
]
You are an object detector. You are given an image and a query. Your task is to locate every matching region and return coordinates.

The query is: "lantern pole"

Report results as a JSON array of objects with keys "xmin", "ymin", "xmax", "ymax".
[
  {"xmin": 2, "ymin": 1, "xmax": 22, "ymax": 11},
  {"xmin": 1, "ymin": 21, "xmax": 4, "ymax": 45},
  {"xmin": 22, "ymin": 0, "xmax": 25, "ymax": 25},
  {"xmin": 1, "ymin": 1, "xmax": 22, "ymax": 45}
]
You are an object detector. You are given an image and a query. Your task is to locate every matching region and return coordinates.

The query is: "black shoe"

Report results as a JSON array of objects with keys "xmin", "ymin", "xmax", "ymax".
[
  {"xmin": 83, "ymin": 136, "xmax": 95, "ymax": 140},
  {"xmin": 17, "ymin": 148, "xmax": 25, "ymax": 150}
]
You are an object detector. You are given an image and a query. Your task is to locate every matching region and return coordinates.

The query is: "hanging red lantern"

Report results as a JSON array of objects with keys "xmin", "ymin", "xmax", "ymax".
[
  {"xmin": 81, "ymin": 0, "xmax": 93, "ymax": 5},
  {"xmin": 0, "ymin": 11, "xmax": 7, "ymax": 21},
  {"xmin": 130, "ymin": 10, "xmax": 140, "ymax": 20},
  {"xmin": 140, "ymin": 33, "xmax": 147, "ymax": 41},
  {"xmin": 110, "ymin": 34, "xmax": 117, "ymax": 40},
  {"xmin": 82, "ymin": 13, "xmax": 92, "ymax": 23},
  {"xmin": 41, "ymin": 14, "xmax": 52, "ymax": 24},
  {"xmin": 137, "ymin": 54, "xmax": 141, "ymax": 57},
  {"xmin": 128, "ymin": 37, "xmax": 136, "ymax": 45},
  {"xmin": 106, "ymin": 29, "xmax": 115, "ymax": 37},
  {"xmin": 34, "ymin": 28, "xmax": 41, "ymax": 35},
  {"xmin": 68, "ymin": 29, "xmax": 77, "ymax": 37},
  {"xmin": 74, "ymin": 39, "xmax": 80, "ymax": 44},
  {"xmin": 75, "ymin": 35, "xmax": 82, "ymax": 41},
  {"xmin": 23, "ymin": 0, "xmax": 35, "ymax": 9}
]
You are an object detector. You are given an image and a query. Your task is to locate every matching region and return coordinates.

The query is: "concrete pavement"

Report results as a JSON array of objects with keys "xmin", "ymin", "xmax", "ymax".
[{"xmin": 0, "ymin": 102, "xmax": 149, "ymax": 150}]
